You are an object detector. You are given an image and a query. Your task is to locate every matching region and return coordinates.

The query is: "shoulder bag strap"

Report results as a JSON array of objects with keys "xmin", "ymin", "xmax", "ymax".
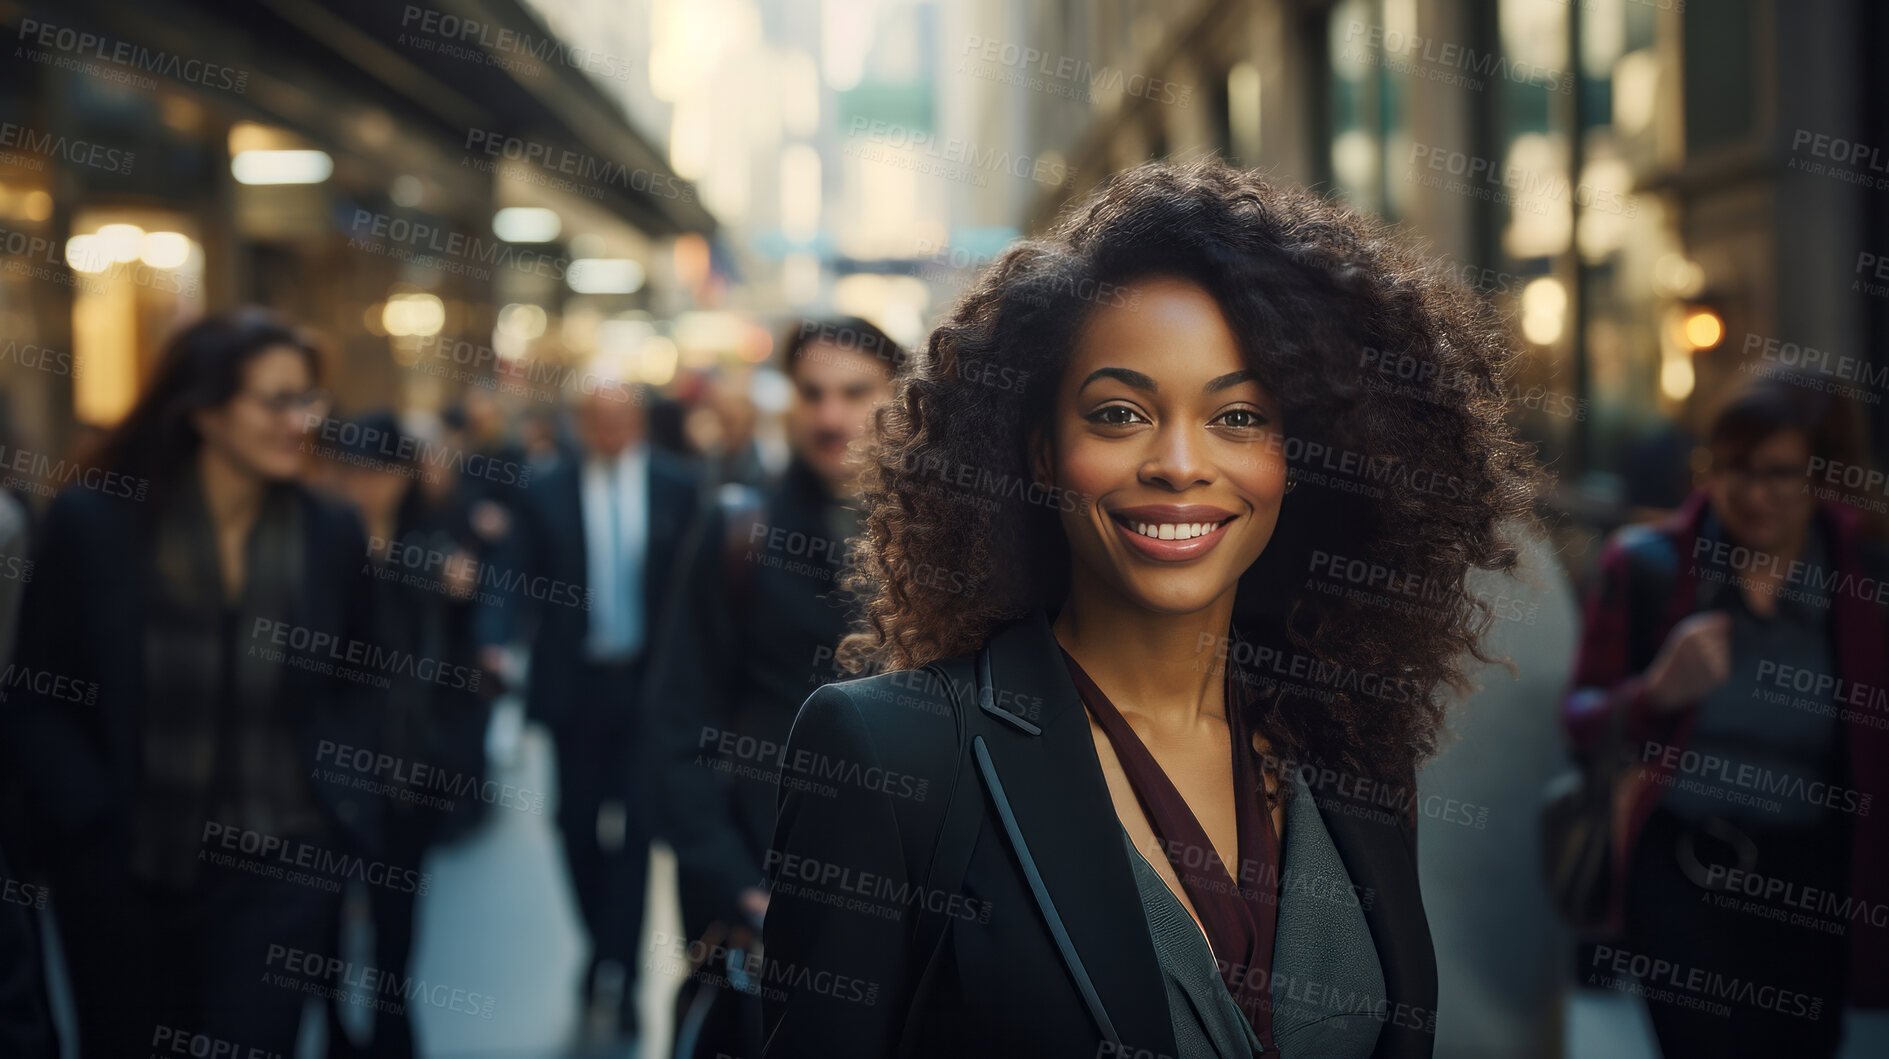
[{"xmin": 894, "ymin": 648, "xmax": 990, "ymax": 1059}]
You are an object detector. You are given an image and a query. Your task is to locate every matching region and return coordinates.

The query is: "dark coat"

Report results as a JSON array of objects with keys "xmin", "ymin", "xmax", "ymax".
[
  {"xmin": 647, "ymin": 457, "xmax": 858, "ymax": 929},
  {"xmin": 487, "ymin": 447, "xmax": 700, "ymax": 730},
  {"xmin": 1, "ymin": 484, "xmax": 383, "ymax": 883},
  {"xmin": 1561, "ymin": 488, "xmax": 1889, "ymax": 1005},
  {"xmin": 762, "ymin": 610, "xmax": 1439, "ymax": 1059}
]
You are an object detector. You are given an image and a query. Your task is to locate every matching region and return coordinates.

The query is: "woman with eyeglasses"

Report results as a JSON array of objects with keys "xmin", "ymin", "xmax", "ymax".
[
  {"xmin": 1562, "ymin": 372, "xmax": 1889, "ymax": 1057},
  {"xmin": 1, "ymin": 307, "xmax": 384, "ymax": 1057},
  {"xmin": 760, "ymin": 161, "xmax": 1547, "ymax": 1059}
]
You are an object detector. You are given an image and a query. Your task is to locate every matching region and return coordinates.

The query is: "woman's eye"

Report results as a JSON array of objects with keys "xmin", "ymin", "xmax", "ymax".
[
  {"xmin": 1089, "ymin": 405, "xmax": 1145, "ymax": 426},
  {"xmin": 1214, "ymin": 408, "xmax": 1268, "ymax": 429}
]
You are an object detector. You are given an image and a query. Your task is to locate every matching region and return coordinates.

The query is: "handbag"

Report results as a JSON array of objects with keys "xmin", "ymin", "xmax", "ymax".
[
  {"xmin": 1539, "ymin": 697, "xmax": 1628, "ymax": 928},
  {"xmin": 1538, "ymin": 526, "xmax": 1682, "ymax": 929}
]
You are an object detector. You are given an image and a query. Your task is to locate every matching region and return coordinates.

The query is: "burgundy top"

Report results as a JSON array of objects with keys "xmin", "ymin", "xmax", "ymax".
[{"xmin": 1061, "ymin": 647, "xmax": 1280, "ymax": 1050}]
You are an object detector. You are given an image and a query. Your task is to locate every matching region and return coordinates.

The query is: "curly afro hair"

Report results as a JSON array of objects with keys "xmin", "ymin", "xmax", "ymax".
[{"xmin": 836, "ymin": 159, "xmax": 1548, "ymax": 790}]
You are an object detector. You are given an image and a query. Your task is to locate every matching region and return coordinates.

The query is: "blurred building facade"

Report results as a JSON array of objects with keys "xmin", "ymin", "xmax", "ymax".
[
  {"xmin": 0, "ymin": 0, "xmax": 712, "ymax": 471},
  {"xmin": 1012, "ymin": 0, "xmax": 1889, "ymax": 541}
]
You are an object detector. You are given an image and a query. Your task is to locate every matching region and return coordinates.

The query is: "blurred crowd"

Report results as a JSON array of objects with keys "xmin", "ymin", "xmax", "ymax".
[{"xmin": 0, "ymin": 303, "xmax": 1881, "ymax": 1059}]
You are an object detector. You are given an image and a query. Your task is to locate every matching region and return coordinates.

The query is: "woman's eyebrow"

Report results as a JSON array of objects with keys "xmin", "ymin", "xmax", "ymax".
[
  {"xmin": 1205, "ymin": 369, "xmax": 1259, "ymax": 393},
  {"xmin": 1078, "ymin": 367, "xmax": 1157, "ymax": 394}
]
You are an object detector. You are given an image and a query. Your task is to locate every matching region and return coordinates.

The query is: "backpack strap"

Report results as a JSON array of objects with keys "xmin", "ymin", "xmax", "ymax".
[
  {"xmin": 894, "ymin": 649, "xmax": 990, "ymax": 1059},
  {"xmin": 715, "ymin": 482, "xmax": 766, "ymax": 617}
]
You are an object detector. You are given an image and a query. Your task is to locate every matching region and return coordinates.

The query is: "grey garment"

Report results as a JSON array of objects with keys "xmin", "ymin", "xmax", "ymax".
[
  {"xmin": 1123, "ymin": 768, "xmax": 1385, "ymax": 1059},
  {"xmin": 1269, "ymin": 769, "xmax": 1387, "ymax": 1058},
  {"xmin": 1420, "ymin": 524, "xmax": 1577, "ymax": 1057},
  {"xmin": 1124, "ymin": 829, "xmax": 1263, "ymax": 1059},
  {"xmin": 1663, "ymin": 517, "xmax": 1846, "ymax": 827}
]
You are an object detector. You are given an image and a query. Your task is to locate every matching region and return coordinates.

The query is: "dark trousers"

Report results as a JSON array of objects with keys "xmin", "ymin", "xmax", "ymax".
[
  {"xmin": 552, "ymin": 657, "xmax": 652, "ymax": 1020},
  {"xmin": 328, "ymin": 806, "xmax": 440, "ymax": 1059},
  {"xmin": 1622, "ymin": 806, "xmax": 1851, "ymax": 1058},
  {"xmin": 56, "ymin": 863, "xmax": 338, "ymax": 1058}
]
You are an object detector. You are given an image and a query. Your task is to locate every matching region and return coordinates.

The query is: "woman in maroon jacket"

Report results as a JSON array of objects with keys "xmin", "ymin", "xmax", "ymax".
[{"xmin": 1563, "ymin": 373, "xmax": 1889, "ymax": 1057}]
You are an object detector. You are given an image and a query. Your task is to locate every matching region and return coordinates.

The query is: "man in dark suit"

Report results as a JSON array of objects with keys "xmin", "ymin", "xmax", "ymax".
[
  {"xmin": 486, "ymin": 383, "xmax": 701, "ymax": 1046},
  {"xmin": 646, "ymin": 318, "xmax": 903, "ymax": 1059}
]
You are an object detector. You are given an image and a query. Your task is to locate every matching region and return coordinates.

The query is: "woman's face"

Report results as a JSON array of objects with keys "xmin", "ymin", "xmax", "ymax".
[
  {"xmin": 1034, "ymin": 276, "xmax": 1288, "ymax": 615},
  {"xmin": 193, "ymin": 346, "xmax": 319, "ymax": 482},
  {"xmin": 1709, "ymin": 429, "xmax": 1815, "ymax": 552}
]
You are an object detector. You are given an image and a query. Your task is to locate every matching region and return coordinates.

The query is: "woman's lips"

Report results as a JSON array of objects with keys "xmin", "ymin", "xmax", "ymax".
[{"xmin": 1108, "ymin": 507, "xmax": 1237, "ymax": 562}]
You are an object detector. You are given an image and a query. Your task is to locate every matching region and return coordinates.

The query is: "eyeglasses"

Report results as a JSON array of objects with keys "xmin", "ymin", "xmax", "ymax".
[
  {"xmin": 241, "ymin": 388, "xmax": 332, "ymax": 417},
  {"xmin": 1714, "ymin": 462, "xmax": 1807, "ymax": 492}
]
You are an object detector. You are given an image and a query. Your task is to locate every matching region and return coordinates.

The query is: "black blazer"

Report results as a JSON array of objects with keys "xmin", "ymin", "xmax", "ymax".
[
  {"xmin": 0, "ymin": 484, "xmax": 383, "ymax": 881},
  {"xmin": 489, "ymin": 446, "xmax": 699, "ymax": 730},
  {"xmin": 646, "ymin": 457, "xmax": 857, "ymax": 931},
  {"xmin": 762, "ymin": 610, "xmax": 1438, "ymax": 1059}
]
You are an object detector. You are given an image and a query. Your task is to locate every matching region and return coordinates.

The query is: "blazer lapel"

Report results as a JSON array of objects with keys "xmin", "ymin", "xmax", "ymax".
[
  {"xmin": 972, "ymin": 611, "xmax": 1177, "ymax": 1058},
  {"xmin": 1313, "ymin": 784, "xmax": 1438, "ymax": 1053}
]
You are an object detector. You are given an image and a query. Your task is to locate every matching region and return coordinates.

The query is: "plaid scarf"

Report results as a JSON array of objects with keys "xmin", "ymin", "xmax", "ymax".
[{"xmin": 131, "ymin": 469, "xmax": 323, "ymax": 891}]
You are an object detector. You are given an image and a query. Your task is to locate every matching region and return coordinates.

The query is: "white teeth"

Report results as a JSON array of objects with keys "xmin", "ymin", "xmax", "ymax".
[{"xmin": 1129, "ymin": 520, "xmax": 1225, "ymax": 541}]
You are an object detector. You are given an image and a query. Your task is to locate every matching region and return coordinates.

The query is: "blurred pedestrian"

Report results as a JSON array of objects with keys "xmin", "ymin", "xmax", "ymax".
[
  {"xmin": 647, "ymin": 316, "xmax": 903, "ymax": 1059},
  {"xmin": 0, "ymin": 395, "xmax": 52, "ymax": 1058},
  {"xmin": 322, "ymin": 411, "xmax": 493, "ymax": 1058},
  {"xmin": 0, "ymin": 307, "xmax": 381, "ymax": 1057},
  {"xmin": 1561, "ymin": 372, "xmax": 1889, "ymax": 1057},
  {"xmin": 483, "ymin": 380, "xmax": 703, "ymax": 1046}
]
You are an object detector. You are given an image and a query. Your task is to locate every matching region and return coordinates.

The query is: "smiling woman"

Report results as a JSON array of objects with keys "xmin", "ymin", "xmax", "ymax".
[{"xmin": 761, "ymin": 160, "xmax": 1548, "ymax": 1059}]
